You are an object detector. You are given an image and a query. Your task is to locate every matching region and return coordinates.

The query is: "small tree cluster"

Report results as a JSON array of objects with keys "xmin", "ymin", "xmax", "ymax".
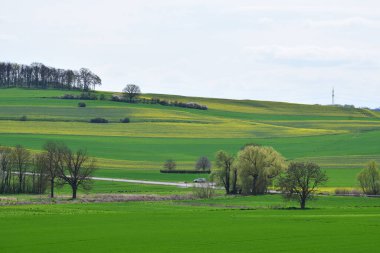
[{"xmin": 0, "ymin": 142, "xmax": 96, "ymax": 199}]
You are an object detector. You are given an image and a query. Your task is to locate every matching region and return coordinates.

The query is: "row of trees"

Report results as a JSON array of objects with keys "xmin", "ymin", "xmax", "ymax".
[
  {"xmin": 0, "ymin": 62, "xmax": 101, "ymax": 90},
  {"xmin": 0, "ymin": 142, "xmax": 96, "ymax": 199},
  {"xmin": 213, "ymin": 145, "xmax": 328, "ymax": 209}
]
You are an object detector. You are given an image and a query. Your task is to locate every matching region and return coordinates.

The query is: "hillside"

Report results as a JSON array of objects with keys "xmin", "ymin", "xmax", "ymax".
[{"xmin": 1, "ymin": 87, "xmax": 380, "ymax": 187}]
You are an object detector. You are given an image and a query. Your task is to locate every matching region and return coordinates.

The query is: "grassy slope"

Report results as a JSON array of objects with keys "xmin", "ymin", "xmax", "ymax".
[
  {"xmin": 0, "ymin": 195, "xmax": 380, "ymax": 253},
  {"xmin": 0, "ymin": 88, "xmax": 380, "ymax": 187}
]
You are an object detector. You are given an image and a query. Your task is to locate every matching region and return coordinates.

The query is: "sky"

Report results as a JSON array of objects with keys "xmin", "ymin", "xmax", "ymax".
[{"xmin": 1, "ymin": 0, "xmax": 380, "ymax": 107}]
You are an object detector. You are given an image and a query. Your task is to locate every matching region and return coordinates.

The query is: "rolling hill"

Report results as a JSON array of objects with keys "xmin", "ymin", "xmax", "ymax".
[{"xmin": 1, "ymin": 87, "xmax": 379, "ymax": 188}]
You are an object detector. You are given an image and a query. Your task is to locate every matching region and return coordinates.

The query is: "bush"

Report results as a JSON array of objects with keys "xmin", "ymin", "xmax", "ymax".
[
  {"xmin": 334, "ymin": 188, "xmax": 362, "ymax": 196},
  {"xmin": 19, "ymin": 115, "xmax": 27, "ymax": 121},
  {"xmin": 90, "ymin": 118, "xmax": 108, "ymax": 123},
  {"xmin": 79, "ymin": 92, "xmax": 97, "ymax": 100},
  {"xmin": 78, "ymin": 102, "xmax": 86, "ymax": 107},
  {"xmin": 99, "ymin": 94, "xmax": 106, "ymax": 100},
  {"xmin": 120, "ymin": 117, "xmax": 130, "ymax": 123},
  {"xmin": 61, "ymin": 94, "xmax": 76, "ymax": 99},
  {"xmin": 192, "ymin": 182, "xmax": 215, "ymax": 199}
]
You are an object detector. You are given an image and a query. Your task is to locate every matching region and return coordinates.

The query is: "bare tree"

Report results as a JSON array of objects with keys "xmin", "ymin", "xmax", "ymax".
[
  {"xmin": 163, "ymin": 159, "xmax": 176, "ymax": 170},
  {"xmin": 43, "ymin": 141, "xmax": 67, "ymax": 198},
  {"xmin": 58, "ymin": 148, "xmax": 96, "ymax": 199},
  {"xmin": 195, "ymin": 156, "xmax": 211, "ymax": 171},
  {"xmin": 122, "ymin": 84, "xmax": 141, "ymax": 102},
  {"xmin": 11, "ymin": 145, "xmax": 31, "ymax": 193},
  {"xmin": 0, "ymin": 147, "xmax": 12, "ymax": 193},
  {"xmin": 278, "ymin": 162, "xmax": 328, "ymax": 209}
]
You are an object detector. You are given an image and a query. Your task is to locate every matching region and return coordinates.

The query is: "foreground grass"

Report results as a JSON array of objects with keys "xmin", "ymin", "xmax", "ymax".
[{"xmin": 0, "ymin": 195, "xmax": 379, "ymax": 253}]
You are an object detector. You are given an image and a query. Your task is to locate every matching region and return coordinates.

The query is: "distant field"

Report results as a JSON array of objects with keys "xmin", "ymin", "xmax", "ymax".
[
  {"xmin": 0, "ymin": 88, "xmax": 379, "ymax": 188},
  {"xmin": 1, "ymin": 195, "xmax": 380, "ymax": 253}
]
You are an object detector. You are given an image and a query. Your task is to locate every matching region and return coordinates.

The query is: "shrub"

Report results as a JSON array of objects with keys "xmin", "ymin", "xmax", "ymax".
[
  {"xmin": 90, "ymin": 118, "xmax": 108, "ymax": 123},
  {"xmin": 99, "ymin": 94, "xmax": 106, "ymax": 100},
  {"xmin": 79, "ymin": 92, "xmax": 97, "ymax": 100},
  {"xmin": 78, "ymin": 102, "xmax": 86, "ymax": 107},
  {"xmin": 120, "ymin": 117, "xmax": 130, "ymax": 123},
  {"xmin": 19, "ymin": 115, "xmax": 27, "ymax": 121},
  {"xmin": 61, "ymin": 94, "xmax": 76, "ymax": 99},
  {"xmin": 192, "ymin": 182, "xmax": 215, "ymax": 199},
  {"xmin": 334, "ymin": 188, "xmax": 362, "ymax": 196}
]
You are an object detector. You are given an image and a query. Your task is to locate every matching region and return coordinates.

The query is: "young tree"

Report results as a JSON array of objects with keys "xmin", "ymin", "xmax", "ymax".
[
  {"xmin": 43, "ymin": 141, "xmax": 67, "ymax": 198},
  {"xmin": 58, "ymin": 148, "xmax": 96, "ymax": 199},
  {"xmin": 237, "ymin": 146, "xmax": 286, "ymax": 195},
  {"xmin": 163, "ymin": 159, "xmax": 176, "ymax": 170},
  {"xmin": 357, "ymin": 161, "xmax": 380, "ymax": 195},
  {"xmin": 278, "ymin": 162, "xmax": 328, "ymax": 209},
  {"xmin": 122, "ymin": 84, "xmax": 141, "ymax": 102},
  {"xmin": 11, "ymin": 145, "xmax": 31, "ymax": 193},
  {"xmin": 195, "ymin": 156, "xmax": 211, "ymax": 171},
  {"xmin": 213, "ymin": 150, "xmax": 234, "ymax": 194}
]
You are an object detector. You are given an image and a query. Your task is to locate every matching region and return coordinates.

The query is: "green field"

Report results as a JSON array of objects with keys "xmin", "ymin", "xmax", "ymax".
[
  {"xmin": 1, "ymin": 195, "xmax": 380, "ymax": 253},
  {"xmin": 1, "ymin": 88, "xmax": 380, "ymax": 188}
]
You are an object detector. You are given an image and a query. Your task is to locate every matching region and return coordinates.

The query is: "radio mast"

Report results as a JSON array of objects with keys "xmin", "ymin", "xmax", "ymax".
[{"xmin": 332, "ymin": 87, "xmax": 335, "ymax": 105}]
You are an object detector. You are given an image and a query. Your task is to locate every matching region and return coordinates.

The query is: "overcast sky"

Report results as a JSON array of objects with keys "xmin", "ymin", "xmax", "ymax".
[{"xmin": 1, "ymin": 0, "xmax": 380, "ymax": 107}]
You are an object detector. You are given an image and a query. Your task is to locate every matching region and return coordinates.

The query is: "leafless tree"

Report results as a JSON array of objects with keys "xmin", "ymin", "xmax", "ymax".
[
  {"xmin": 58, "ymin": 148, "xmax": 96, "ymax": 199},
  {"xmin": 11, "ymin": 145, "xmax": 31, "ymax": 193},
  {"xmin": 195, "ymin": 156, "xmax": 211, "ymax": 171},
  {"xmin": 163, "ymin": 159, "xmax": 176, "ymax": 170},
  {"xmin": 43, "ymin": 141, "xmax": 67, "ymax": 198},
  {"xmin": 123, "ymin": 84, "xmax": 141, "ymax": 102},
  {"xmin": 0, "ymin": 147, "xmax": 12, "ymax": 193}
]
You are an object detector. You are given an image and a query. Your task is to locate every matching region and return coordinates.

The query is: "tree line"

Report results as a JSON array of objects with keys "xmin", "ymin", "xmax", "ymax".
[
  {"xmin": 0, "ymin": 142, "xmax": 96, "ymax": 199},
  {"xmin": 0, "ymin": 62, "xmax": 101, "ymax": 91}
]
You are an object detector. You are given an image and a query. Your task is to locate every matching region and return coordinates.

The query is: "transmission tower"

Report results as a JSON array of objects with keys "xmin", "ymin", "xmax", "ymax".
[{"xmin": 332, "ymin": 87, "xmax": 335, "ymax": 105}]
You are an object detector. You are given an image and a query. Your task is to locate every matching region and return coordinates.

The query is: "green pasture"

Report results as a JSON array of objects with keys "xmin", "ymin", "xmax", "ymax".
[
  {"xmin": 0, "ymin": 88, "xmax": 379, "ymax": 188},
  {"xmin": 0, "ymin": 195, "xmax": 380, "ymax": 253}
]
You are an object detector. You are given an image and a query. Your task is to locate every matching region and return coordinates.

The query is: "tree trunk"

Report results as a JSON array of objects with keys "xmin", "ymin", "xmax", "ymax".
[
  {"xmin": 300, "ymin": 198, "xmax": 306, "ymax": 209},
  {"xmin": 72, "ymin": 186, "xmax": 77, "ymax": 199},
  {"xmin": 50, "ymin": 178, "xmax": 55, "ymax": 198}
]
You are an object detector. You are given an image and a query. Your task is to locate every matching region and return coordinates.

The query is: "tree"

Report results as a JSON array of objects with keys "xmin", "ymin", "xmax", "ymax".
[
  {"xmin": 122, "ymin": 84, "xmax": 141, "ymax": 102},
  {"xmin": 11, "ymin": 145, "xmax": 31, "ymax": 193},
  {"xmin": 195, "ymin": 156, "xmax": 211, "ymax": 171},
  {"xmin": 163, "ymin": 159, "xmax": 176, "ymax": 170},
  {"xmin": 42, "ymin": 141, "xmax": 66, "ymax": 198},
  {"xmin": 58, "ymin": 147, "xmax": 96, "ymax": 199},
  {"xmin": 357, "ymin": 161, "xmax": 380, "ymax": 195},
  {"xmin": 237, "ymin": 146, "xmax": 286, "ymax": 195},
  {"xmin": 278, "ymin": 162, "xmax": 328, "ymax": 209},
  {"xmin": 213, "ymin": 151, "xmax": 234, "ymax": 194},
  {"xmin": 0, "ymin": 147, "xmax": 12, "ymax": 193}
]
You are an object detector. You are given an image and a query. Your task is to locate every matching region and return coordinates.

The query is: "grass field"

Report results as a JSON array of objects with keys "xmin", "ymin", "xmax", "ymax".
[
  {"xmin": 0, "ymin": 87, "xmax": 380, "ymax": 188},
  {"xmin": 0, "ymin": 195, "xmax": 379, "ymax": 253}
]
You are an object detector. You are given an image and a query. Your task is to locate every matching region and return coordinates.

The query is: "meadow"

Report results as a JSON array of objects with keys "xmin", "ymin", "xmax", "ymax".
[
  {"xmin": 0, "ymin": 195, "xmax": 379, "ymax": 253},
  {"xmin": 0, "ymin": 88, "xmax": 380, "ymax": 188}
]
